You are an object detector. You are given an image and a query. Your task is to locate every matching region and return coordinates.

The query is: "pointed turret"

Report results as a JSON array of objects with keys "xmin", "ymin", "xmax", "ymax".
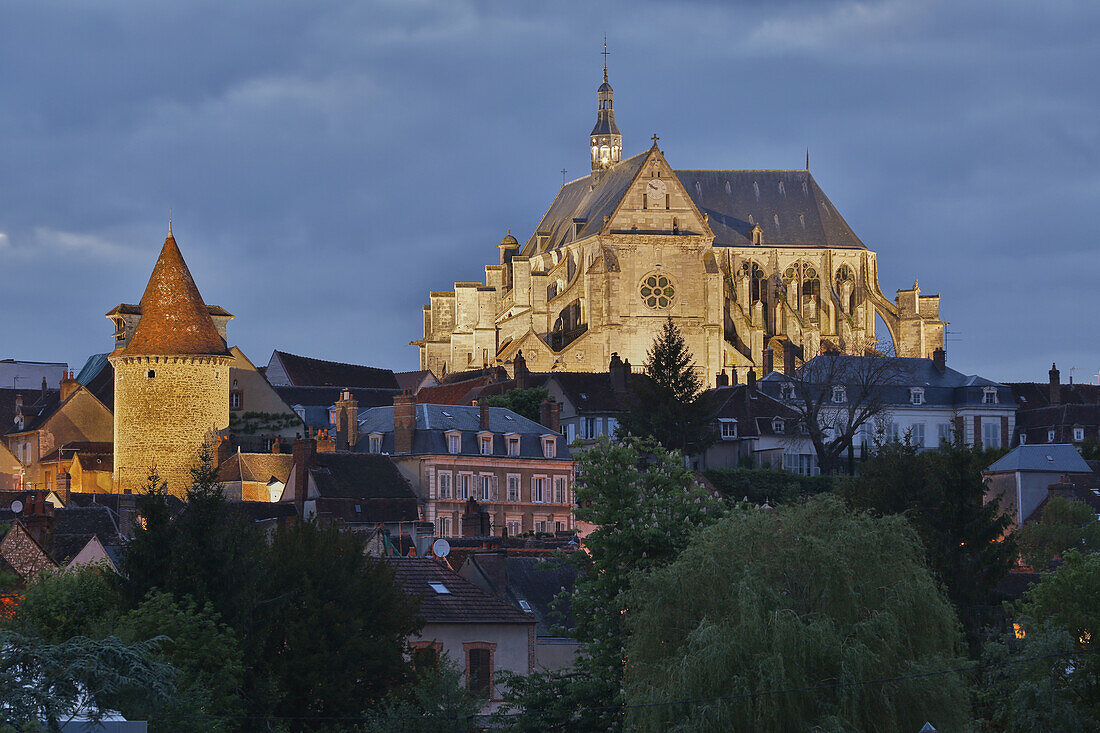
[
  {"xmin": 590, "ymin": 42, "xmax": 622, "ymax": 172},
  {"xmin": 121, "ymin": 230, "xmax": 229, "ymax": 356}
]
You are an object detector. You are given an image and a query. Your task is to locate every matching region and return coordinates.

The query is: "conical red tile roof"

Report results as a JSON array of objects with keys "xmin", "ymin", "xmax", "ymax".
[{"xmin": 120, "ymin": 233, "xmax": 229, "ymax": 356}]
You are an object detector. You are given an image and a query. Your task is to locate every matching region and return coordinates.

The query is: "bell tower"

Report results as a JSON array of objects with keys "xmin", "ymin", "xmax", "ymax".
[{"xmin": 590, "ymin": 40, "xmax": 622, "ymax": 172}]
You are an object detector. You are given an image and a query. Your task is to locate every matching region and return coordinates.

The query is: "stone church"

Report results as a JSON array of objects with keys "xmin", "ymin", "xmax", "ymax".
[{"xmin": 415, "ymin": 66, "xmax": 945, "ymax": 386}]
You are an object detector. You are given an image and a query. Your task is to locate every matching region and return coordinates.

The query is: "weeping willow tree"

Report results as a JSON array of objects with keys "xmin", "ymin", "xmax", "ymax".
[{"xmin": 622, "ymin": 495, "xmax": 970, "ymax": 732}]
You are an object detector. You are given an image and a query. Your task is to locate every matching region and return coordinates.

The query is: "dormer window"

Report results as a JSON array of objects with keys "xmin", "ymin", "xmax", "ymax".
[
  {"xmin": 832, "ymin": 386, "xmax": 846, "ymax": 404},
  {"xmin": 910, "ymin": 388, "xmax": 925, "ymax": 406},
  {"xmin": 751, "ymin": 224, "xmax": 763, "ymax": 245},
  {"xmin": 542, "ymin": 436, "xmax": 556, "ymax": 459},
  {"xmin": 772, "ymin": 418, "xmax": 785, "ymax": 435},
  {"xmin": 781, "ymin": 383, "xmax": 796, "ymax": 400},
  {"xmin": 506, "ymin": 435, "xmax": 520, "ymax": 457},
  {"xmin": 1048, "ymin": 429, "xmax": 1055, "ymax": 443},
  {"xmin": 719, "ymin": 419, "xmax": 738, "ymax": 440},
  {"xmin": 446, "ymin": 431, "xmax": 462, "ymax": 455},
  {"xmin": 1074, "ymin": 427, "xmax": 1085, "ymax": 442},
  {"xmin": 479, "ymin": 433, "xmax": 494, "ymax": 456},
  {"xmin": 368, "ymin": 433, "xmax": 383, "ymax": 454},
  {"xmin": 982, "ymin": 387, "xmax": 999, "ymax": 405}
]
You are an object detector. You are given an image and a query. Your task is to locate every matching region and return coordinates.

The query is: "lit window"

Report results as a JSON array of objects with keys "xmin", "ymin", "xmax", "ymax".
[{"xmin": 910, "ymin": 388, "xmax": 924, "ymax": 406}]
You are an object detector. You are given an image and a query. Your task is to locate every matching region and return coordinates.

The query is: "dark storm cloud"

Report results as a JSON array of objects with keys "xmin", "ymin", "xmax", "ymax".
[{"xmin": 1, "ymin": 0, "xmax": 1097, "ymax": 382}]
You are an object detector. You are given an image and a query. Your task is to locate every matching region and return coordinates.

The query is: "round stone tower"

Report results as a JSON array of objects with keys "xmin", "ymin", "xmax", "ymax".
[{"xmin": 110, "ymin": 227, "xmax": 231, "ymax": 496}]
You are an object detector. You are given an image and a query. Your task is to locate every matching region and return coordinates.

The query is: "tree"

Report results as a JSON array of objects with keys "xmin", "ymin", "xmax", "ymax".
[
  {"xmin": 364, "ymin": 656, "xmax": 480, "ymax": 733},
  {"xmin": 7, "ymin": 564, "xmax": 120, "ymax": 643},
  {"xmin": 977, "ymin": 550, "xmax": 1100, "ymax": 729},
  {"xmin": 841, "ymin": 439, "xmax": 1017, "ymax": 652},
  {"xmin": 485, "ymin": 386, "xmax": 548, "ymax": 423},
  {"xmin": 622, "ymin": 495, "xmax": 971, "ymax": 732},
  {"xmin": 617, "ymin": 317, "xmax": 713, "ymax": 453},
  {"xmin": 1017, "ymin": 495, "xmax": 1100, "ymax": 570},
  {"xmin": 702, "ymin": 466, "xmax": 833, "ymax": 506},
  {"xmin": 0, "ymin": 630, "xmax": 176, "ymax": 730},
  {"xmin": 113, "ymin": 591, "xmax": 244, "ymax": 731},
  {"xmin": 775, "ymin": 353, "xmax": 899, "ymax": 474},
  {"xmin": 254, "ymin": 520, "xmax": 422, "ymax": 723},
  {"xmin": 499, "ymin": 437, "xmax": 727, "ymax": 730}
]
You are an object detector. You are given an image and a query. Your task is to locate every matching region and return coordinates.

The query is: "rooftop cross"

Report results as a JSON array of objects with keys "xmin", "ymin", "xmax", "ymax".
[
  {"xmin": 602, "ymin": 35, "xmax": 609, "ymax": 80},
  {"xmin": 651, "ymin": 133, "xmax": 660, "ymax": 147}
]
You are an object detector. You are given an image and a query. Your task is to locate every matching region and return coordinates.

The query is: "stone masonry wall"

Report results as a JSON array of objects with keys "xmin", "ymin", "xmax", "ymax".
[{"xmin": 112, "ymin": 354, "xmax": 230, "ymax": 497}]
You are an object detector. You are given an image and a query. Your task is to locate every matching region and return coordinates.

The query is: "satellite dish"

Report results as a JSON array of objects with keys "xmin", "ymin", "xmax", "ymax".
[
  {"xmin": 432, "ymin": 538, "xmax": 451, "ymax": 558},
  {"xmin": 10, "ymin": 500, "xmax": 23, "ymax": 514}
]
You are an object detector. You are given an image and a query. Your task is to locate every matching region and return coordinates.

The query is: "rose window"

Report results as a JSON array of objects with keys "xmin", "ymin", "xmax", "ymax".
[{"xmin": 640, "ymin": 273, "xmax": 675, "ymax": 309}]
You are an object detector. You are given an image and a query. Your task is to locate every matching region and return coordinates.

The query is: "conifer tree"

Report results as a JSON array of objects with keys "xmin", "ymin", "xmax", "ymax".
[{"xmin": 618, "ymin": 316, "xmax": 712, "ymax": 454}]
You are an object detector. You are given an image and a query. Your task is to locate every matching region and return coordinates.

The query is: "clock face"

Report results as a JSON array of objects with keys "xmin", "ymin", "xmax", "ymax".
[{"xmin": 646, "ymin": 178, "xmax": 667, "ymax": 205}]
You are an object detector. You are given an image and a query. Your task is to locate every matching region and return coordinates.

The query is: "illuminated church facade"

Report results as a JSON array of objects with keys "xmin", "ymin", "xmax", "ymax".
[{"xmin": 414, "ymin": 66, "xmax": 945, "ymax": 387}]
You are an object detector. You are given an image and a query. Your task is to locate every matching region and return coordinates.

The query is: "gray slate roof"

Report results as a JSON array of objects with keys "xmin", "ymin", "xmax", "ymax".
[
  {"xmin": 524, "ymin": 154, "xmax": 866, "ymax": 253},
  {"xmin": 986, "ymin": 444, "xmax": 1092, "ymax": 474},
  {"xmin": 357, "ymin": 404, "xmax": 571, "ymax": 460},
  {"xmin": 759, "ymin": 356, "xmax": 1013, "ymax": 409}
]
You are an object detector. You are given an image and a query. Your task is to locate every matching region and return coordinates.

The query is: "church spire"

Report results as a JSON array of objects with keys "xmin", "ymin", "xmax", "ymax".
[{"xmin": 590, "ymin": 37, "xmax": 622, "ymax": 172}]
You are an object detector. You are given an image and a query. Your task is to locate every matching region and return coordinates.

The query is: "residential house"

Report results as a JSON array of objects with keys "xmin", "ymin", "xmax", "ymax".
[
  {"xmin": 357, "ymin": 395, "xmax": 575, "ymax": 538},
  {"xmin": 984, "ymin": 444, "xmax": 1094, "ymax": 526},
  {"xmin": 4, "ymin": 372, "xmax": 113, "ymax": 492},
  {"xmin": 543, "ymin": 353, "xmax": 634, "ymax": 447},
  {"xmin": 1009, "ymin": 364, "xmax": 1100, "ymax": 447},
  {"xmin": 225, "ymin": 347, "xmax": 304, "ymax": 449},
  {"xmin": 759, "ymin": 351, "xmax": 1016, "ymax": 473},
  {"xmin": 458, "ymin": 552, "xmax": 581, "ymax": 671},
  {"xmin": 217, "ymin": 450, "xmax": 294, "ymax": 502},
  {"xmin": 264, "ymin": 350, "xmax": 400, "ymax": 389},
  {"xmin": 272, "ymin": 386, "xmax": 400, "ymax": 437},
  {"xmin": 33, "ymin": 442, "xmax": 114, "ymax": 496},
  {"xmin": 389, "ymin": 557, "xmax": 535, "ymax": 708},
  {"xmin": 0, "ymin": 360, "xmax": 67, "ymax": 390},
  {"xmin": 697, "ymin": 377, "xmax": 804, "ymax": 471},
  {"xmin": 280, "ymin": 439, "xmax": 421, "ymax": 532}
]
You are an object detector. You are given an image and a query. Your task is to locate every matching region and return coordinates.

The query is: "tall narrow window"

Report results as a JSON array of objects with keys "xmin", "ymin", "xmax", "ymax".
[
  {"xmin": 507, "ymin": 475, "xmax": 520, "ymax": 502},
  {"xmin": 467, "ymin": 648, "xmax": 492, "ymax": 698},
  {"xmin": 554, "ymin": 476, "xmax": 567, "ymax": 504},
  {"xmin": 438, "ymin": 472, "xmax": 452, "ymax": 499}
]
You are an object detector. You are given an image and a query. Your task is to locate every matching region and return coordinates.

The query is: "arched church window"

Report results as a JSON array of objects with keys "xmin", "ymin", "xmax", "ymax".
[
  {"xmin": 741, "ymin": 261, "xmax": 766, "ymax": 303},
  {"xmin": 639, "ymin": 273, "xmax": 676, "ymax": 309}
]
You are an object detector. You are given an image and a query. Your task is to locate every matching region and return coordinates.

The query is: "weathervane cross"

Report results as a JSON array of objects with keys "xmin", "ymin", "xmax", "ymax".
[
  {"xmin": 602, "ymin": 35, "xmax": 609, "ymax": 70},
  {"xmin": 651, "ymin": 133, "xmax": 660, "ymax": 146}
]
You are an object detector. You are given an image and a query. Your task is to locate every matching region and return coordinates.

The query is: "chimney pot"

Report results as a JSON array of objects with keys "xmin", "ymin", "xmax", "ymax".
[
  {"xmin": 291, "ymin": 438, "xmax": 316, "ymax": 517},
  {"xmin": 394, "ymin": 392, "xmax": 417, "ymax": 454},
  {"xmin": 480, "ymin": 399, "xmax": 490, "ymax": 431},
  {"xmin": 1050, "ymin": 363, "xmax": 1061, "ymax": 405},
  {"xmin": 933, "ymin": 347, "xmax": 946, "ymax": 374}
]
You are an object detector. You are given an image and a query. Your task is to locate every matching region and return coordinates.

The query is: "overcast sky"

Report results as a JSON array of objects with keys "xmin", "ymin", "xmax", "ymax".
[{"xmin": 1, "ymin": 0, "xmax": 1097, "ymax": 382}]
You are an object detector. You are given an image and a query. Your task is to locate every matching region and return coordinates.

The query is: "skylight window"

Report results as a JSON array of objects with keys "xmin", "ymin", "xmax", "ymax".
[
  {"xmin": 429, "ymin": 582, "xmax": 451, "ymax": 595},
  {"xmin": 519, "ymin": 600, "xmax": 532, "ymax": 613},
  {"xmin": 505, "ymin": 414, "xmax": 515, "ymax": 421},
  {"xmin": 442, "ymin": 411, "xmax": 452, "ymax": 418}
]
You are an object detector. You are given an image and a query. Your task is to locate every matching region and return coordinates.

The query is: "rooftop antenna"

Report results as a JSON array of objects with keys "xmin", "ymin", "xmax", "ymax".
[{"xmin": 561, "ymin": 168, "xmax": 567, "ymax": 186}]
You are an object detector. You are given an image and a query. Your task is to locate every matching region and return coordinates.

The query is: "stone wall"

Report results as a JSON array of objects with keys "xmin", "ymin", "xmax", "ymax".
[{"xmin": 112, "ymin": 354, "xmax": 230, "ymax": 496}]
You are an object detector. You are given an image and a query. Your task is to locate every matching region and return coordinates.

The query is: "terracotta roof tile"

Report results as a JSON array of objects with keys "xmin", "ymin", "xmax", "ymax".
[{"xmin": 120, "ymin": 234, "xmax": 229, "ymax": 357}]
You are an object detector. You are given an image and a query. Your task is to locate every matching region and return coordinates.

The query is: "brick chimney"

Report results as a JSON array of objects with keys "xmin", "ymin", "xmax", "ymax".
[
  {"xmin": 291, "ymin": 438, "xmax": 316, "ymax": 516},
  {"xmin": 763, "ymin": 348, "xmax": 774, "ymax": 375},
  {"xmin": 461, "ymin": 498, "xmax": 490, "ymax": 537},
  {"xmin": 59, "ymin": 370, "xmax": 79, "ymax": 402},
  {"xmin": 1049, "ymin": 363, "xmax": 1061, "ymax": 405},
  {"xmin": 540, "ymin": 397, "xmax": 561, "ymax": 433},
  {"xmin": 24, "ymin": 491, "xmax": 54, "ymax": 546},
  {"xmin": 609, "ymin": 353, "xmax": 628, "ymax": 393},
  {"xmin": 747, "ymin": 368, "xmax": 757, "ymax": 392},
  {"xmin": 394, "ymin": 392, "xmax": 417, "ymax": 454},
  {"xmin": 118, "ymin": 489, "xmax": 136, "ymax": 538},
  {"xmin": 41, "ymin": 376, "xmax": 48, "ymax": 397},
  {"xmin": 335, "ymin": 389, "xmax": 359, "ymax": 450},
  {"xmin": 715, "ymin": 371, "xmax": 729, "ymax": 388},
  {"xmin": 513, "ymin": 351, "xmax": 529, "ymax": 390},
  {"xmin": 933, "ymin": 347, "xmax": 946, "ymax": 374},
  {"xmin": 56, "ymin": 471, "xmax": 71, "ymax": 504},
  {"xmin": 480, "ymin": 398, "xmax": 490, "ymax": 431}
]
